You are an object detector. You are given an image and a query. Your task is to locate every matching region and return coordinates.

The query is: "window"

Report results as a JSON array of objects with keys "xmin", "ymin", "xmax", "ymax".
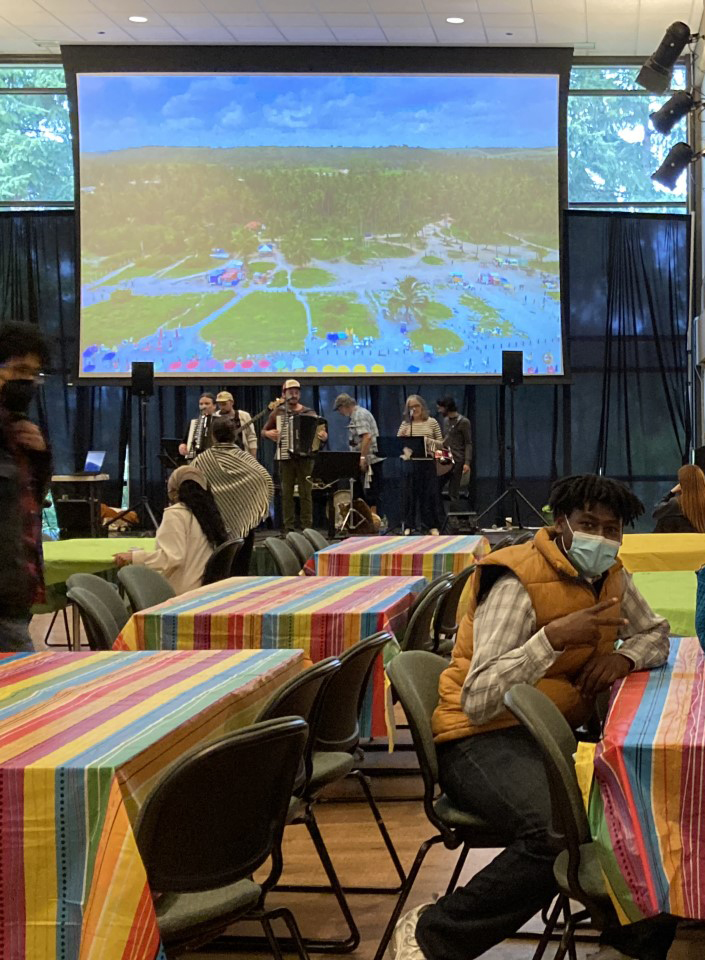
[
  {"xmin": 568, "ymin": 65, "xmax": 689, "ymax": 211},
  {"xmin": 0, "ymin": 65, "xmax": 73, "ymax": 206}
]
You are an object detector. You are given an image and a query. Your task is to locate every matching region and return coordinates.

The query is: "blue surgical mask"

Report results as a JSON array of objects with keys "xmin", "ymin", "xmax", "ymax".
[{"xmin": 563, "ymin": 518, "xmax": 620, "ymax": 578}]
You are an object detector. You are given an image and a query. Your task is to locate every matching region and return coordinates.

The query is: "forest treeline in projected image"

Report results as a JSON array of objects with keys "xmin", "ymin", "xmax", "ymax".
[{"xmin": 78, "ymin": 77, "xmax": 561, "ymax": 377}]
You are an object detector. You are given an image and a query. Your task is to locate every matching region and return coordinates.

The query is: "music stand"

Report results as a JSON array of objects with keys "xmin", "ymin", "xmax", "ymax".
[
  {"xmin": 310, "ymin": 451, "xmax": 367, "ymax": 535},
  {"xmin": 377, "ymin": 436, "xmax": 429, "ymax": 534}
]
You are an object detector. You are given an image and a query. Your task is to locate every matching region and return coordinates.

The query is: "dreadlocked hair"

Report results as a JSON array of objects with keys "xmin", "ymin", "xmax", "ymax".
[{"xmin": 548, "ymin": 474, "xmax": 644, "ymax": 527}]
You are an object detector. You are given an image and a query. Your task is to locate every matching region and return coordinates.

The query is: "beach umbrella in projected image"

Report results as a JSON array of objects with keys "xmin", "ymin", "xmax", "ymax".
[
  {"xmin": 83, "ymin": 345, "xmax": 99, "ymax": 357},
  {"xmin": 169, "ymin": 360, "xmax": 182, "ymax": 371},
  {"xmin": 408, "ymin": 365, "xmax": 421, "ymax": 374},
  {"xmin": 187, "ymin": 358, "xmax": 199, "ymax": 370},
  {"xmin": 291, "ymin": 357, "xmax": 305, "ymax": 370},
  {"xmin": 204, "ymin": 358, "xmax": 220, "ymax": 372},
  {"xmin": 223, "ymin": 360, "xmax": 237, "ymax": 371},
  {"xmin": 241, "ymin": 359, "xmax": 254, "ymax": 370},
  {"xmin": 102, "ymin": 352, "xmax": 116, "ymax": 362},
  {"xmin": 274, "ymin": 360, "xmax": 288, "ymax": 372},
  {"xmin": 258, "ymin": 359, "xmax": 271, "ymax": 369}
]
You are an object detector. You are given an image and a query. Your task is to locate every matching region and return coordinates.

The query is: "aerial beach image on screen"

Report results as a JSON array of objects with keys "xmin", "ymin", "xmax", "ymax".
[{"xmin": 77, "ymin": 72, "xmax": 562, "ymax": 377}]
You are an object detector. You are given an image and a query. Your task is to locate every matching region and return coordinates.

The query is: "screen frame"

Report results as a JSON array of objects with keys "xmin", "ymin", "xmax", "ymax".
[{"xmin": 62, "ymin": 43, "xmax": 573, "ymax": 386}]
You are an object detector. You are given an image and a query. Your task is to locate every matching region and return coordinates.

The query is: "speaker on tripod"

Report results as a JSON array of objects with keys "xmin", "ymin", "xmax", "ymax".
[
  {"xmin": 474, "ymin": 350, "xmax": 546, "ymax": 529},
  {"xmin": 111, "ymin": 362, "xmax": 159, "ymax": 532}
]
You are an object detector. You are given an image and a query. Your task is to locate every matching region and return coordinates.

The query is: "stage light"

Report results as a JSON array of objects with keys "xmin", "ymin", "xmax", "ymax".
[
  {"xmin": 650, "ymin": 91, "xmax": 697, "ymax": 134},
  {"xmin": 637, "ymin": 21, "xmax": 692, "ymax": 93},
  {"xmin": 651, "ymin": 141, "xmax": 694, "ymax": 189},
  {"xmin": 128, "ymin": 15, "xmax": 148, "ymax": 22}
]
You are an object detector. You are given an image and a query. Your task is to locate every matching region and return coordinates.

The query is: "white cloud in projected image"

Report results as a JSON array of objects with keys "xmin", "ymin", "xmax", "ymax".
[
  {"xmin": 77, "ymin": 72, "xmax": 562, "ymax": 379},
  {"xmin": 78, "ymin": 74, "xmax": 557, "ymax": 152}
]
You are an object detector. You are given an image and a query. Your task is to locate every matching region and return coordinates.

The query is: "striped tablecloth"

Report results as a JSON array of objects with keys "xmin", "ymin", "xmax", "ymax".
[
  {"xmin": 116, "ymin": 575, "xmax": 426, "ymax": 738},
  {"xmin": 0, "ymin": 648, "xmax": 302, "ymax": 960},
  {"xmin": 306, "ymin": 534, "xmax": 489, "ymax": 577},
  {"xmin": 593, "ymin": 636, "xmax": 705, "ymax": 921}
]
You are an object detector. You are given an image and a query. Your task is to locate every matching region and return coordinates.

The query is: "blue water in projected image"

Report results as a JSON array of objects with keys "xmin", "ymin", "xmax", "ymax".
[{"xmin": 77, "ymin": 73, "xmax": 562, "ymax": 377}]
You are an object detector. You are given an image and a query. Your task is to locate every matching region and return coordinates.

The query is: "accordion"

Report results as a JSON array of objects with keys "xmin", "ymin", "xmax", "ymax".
[{"xmin": 283, "ymin": 413, "xmax": 325, "ymax": 457}]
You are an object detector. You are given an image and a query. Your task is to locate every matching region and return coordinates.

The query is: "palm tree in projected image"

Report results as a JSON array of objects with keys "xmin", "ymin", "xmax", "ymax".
[
  {"xmin": 281, "ymin": 232, "xmax": 314, "ymax": 267},
  {"xmin": 388, "ymin": 276, "xmax": 429, "ymax": 330},
  {"xmin": 231, "ymin": 227, "xmax": 260, "ymax": 270}
]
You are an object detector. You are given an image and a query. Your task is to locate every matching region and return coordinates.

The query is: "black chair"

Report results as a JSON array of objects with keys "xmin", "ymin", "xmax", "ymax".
[
  {"xmin": 490, "ymin": 534, "xmax": 514, "ymax": 552},
  {"xmin": 286, "ymin": 531, "xmax": 316, "ymax": 567},
  {"xmin": 512, "ymin": 530, "xmax": 535, "ymax": 545},
  {"xmin": 65, "ymin": 585, "xmax": 120, "ymax": 650},
  {"xmin": 264, "ymin": 537, "xmax": 302, "ymax": 576},
  {"xmin": 303, "ymin": 528, "xmax": 329, "ymax": 552},
  {"xmin": 376, "ymin": 652, "xmax": 510, "ymax": 960},
  {"xmin": 224, "ymin": 658, "xmax": 357, "ymax": 955},
  {"xmin": 202, "ymin": 538, "xmax": 245, "ymax": 586},
  {"xmin": 504, "ymin": 684, "xmax": 617, "ymax": 960},
  {"xmin": 118, "ymin": 565, "xmax": 176, "ymax": 612},
  {"xmin": 134, "ymin": 716, "xmax": 311, "ymax": 959},
  {"xmin": 432, "ymin": 564, "xmax": 476, "ymax": 655},
  {"xmin": 400, "ymin": 577, "xmax": 454, "ymax": 652},
  {"xmin": 66, "ymin": 572, "xmax": 130, "ymax": 631},
  {"xmin": 302, "ymin": 632, "xmax": 406, "ymax": 895}
]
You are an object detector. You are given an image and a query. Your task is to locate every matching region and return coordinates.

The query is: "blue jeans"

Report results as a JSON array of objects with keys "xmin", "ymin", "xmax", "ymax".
[
  {"xmin": 0, "ymin": 616, "xmax": 33, "ymax": 653},
  {"xmin": 416, "ymin": 727, "xmax": 676, "ymax": 960}
]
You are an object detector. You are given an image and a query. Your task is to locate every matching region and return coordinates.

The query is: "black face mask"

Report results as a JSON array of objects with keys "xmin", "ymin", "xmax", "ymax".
[{"xmin": 2, "ymin": 379, "xmax": 36, "ymax": 415}]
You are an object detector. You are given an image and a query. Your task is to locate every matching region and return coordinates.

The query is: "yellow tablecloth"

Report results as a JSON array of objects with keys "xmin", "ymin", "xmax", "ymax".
[{"xmin": 618, "ymin": 533, "xmax": 705, "ymax": 572}]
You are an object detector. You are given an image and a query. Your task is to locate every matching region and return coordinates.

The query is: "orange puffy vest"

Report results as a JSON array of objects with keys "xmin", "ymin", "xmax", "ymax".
[{"xmin": 432, "ymin": 526, "xmax": 625, "ymax": 744}]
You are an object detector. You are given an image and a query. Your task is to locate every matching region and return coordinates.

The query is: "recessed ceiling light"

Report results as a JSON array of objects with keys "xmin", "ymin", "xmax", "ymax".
[
  {"xmin": 446, "ymin": 17, "xmax": 465, "ymax": 24},
  {"xmin": 128, "ymin": 15, "xmax": 148, "ymax": 22}
]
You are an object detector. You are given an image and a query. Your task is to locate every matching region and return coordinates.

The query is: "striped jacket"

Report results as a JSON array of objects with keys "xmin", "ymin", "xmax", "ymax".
[{"xmin": 193, "ymin": 444, "xmax": 273, "ymax": 539}]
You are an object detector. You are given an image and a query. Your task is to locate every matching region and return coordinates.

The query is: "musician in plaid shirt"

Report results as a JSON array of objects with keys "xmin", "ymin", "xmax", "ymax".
[{"xmin": 0, "ymin": 323, "xmax": 52, "ymax": 652}]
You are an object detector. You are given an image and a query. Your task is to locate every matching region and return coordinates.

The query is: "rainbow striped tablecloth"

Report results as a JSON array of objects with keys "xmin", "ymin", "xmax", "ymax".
[
  {"xmin": 0, "ymin": 648, "xmax": 302, "ymax": 960},
  {"xmin": 592, "ymin": 636, "xmax": 705, "ymax": 921},
  {"xmin": 116, "ymin": 575, "xmax": 426, "ymax": 738},
  {"xmin": 306, "ymin": 534, "xmax": 489, "ymax": 577}
]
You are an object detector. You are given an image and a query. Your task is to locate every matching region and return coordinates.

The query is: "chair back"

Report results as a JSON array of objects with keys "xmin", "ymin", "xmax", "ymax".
[
  {"xmin": 66, "ymin": 585, "xmax": 120, "ymax": 650},
  {"xmin": 490, "ymin": 535, "xmax": 513, "ymax": 552},
  {"xmin": 401, "ymin": 578, "xmax": 453, "ymax": 652},
  {"xmin": 432, "ymin": 565, "xmax": 476, "ymax": 651},
  {"xmin": 386, "ymin": 651, "xmax": 448, "ymax": 825},
  {"xmin": 264, "ymin": 537, "xmax": 302, "ymax": 576},
  {"xmin": 135, "ymin": 716, "xmax": 307, "ymax": 894},
  {"xmin": 316, "ymin": 632, "xmax": 393, "ymax": 754},
  {"xmin": 512, "ymin": 531, "xmax": 535, "ymax": 545},
  {"xmin": 286, "ymin": 531, "xmax": 316, "ymax": 566},
  {"xmin": 117, "ymin": 565, "xmax": 176, "ymax": 612},
  {"xmin": 258, "ymin": 657, "xmax": 341, "ymax": 791},
  {"xmin": 503, "ymin": 684, "xmax": 595, "ymax": 902},
  {"xmin": 303, "ymin": 528, "xmax": 329, "ymax": 552},
  {"xmin": 202, "ymin": 538, "xmax": 245, "ymax": 586},
  {"xmin": 66, "ymin": 573, "xmax": 130, "ymax": 631}
]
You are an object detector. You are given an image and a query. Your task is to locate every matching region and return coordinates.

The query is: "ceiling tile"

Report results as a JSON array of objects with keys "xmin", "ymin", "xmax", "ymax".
[
  {"xmin": 433, "ymin": 23, "xmax": 486, "ymax": 41},
  {"xmin": 123, "ymin": 24, "xmax": 185, "ymax": 38},
  {"xmin": 159, "ymin": 11, "xmax": 222, "ymax": 27},
  {"xmin": 278, "ymin": 24, "xmax": 336, "ymax": 38},
  {"xmin": 428, "ymin": 12, "xmax": 483, "ymax": 28},
  {"xmin": 204, "ymin": 0, "xmax": 262, "ymax": 9},
  {"xmin": 261, "ymin": 0, "xmax": 318, "ymax": 11},
  {"xmin": 477, "ymin": 0, "xmax": 531, "ymax": 11},
  {"xmin": 314, "ymin": 0, "xmax": 372, "ymax": 9},
  {"xmin": 228, "ymin": 25, "xmax": 284, "ymax": 38},
  {"xmin": 484, "ymin": 25, "xmax": 537, "ymax": 42},
  {"xmin": 369, "ymin": 0, "xmax": 426, "ymax": 12},
  {"xmin": 329, "ymin": 25, "xmax": 386, "ymax": 39},
  {"xmin": 216, "ymin": 12, "xmax": 274, "ymax": 27},
  {"xmin": 535, "ymin": 13, "xmax": 586, "ymax": 43},
  {"xmin": 322, "ymin": 12, "xmax": 378, "ymax": 26},
  {"xmin": 381, "ymin": 25, "xmax": 437, "ymax": 40},
  {"xmin": 422, "ymin": 0, "xmax": 479, "ymax": 10},
  {"xmin": 480, "ymin": 11, "xmax": 534, "ymax": 28},
  {"xmin": 23, "ymin": 23, "xmax": 84, "ymax": 38},
  {"xmin": 271, "ymin": 12, "xmax": 329, "ymax": 25},
  {"xmin": 143, "ymin": 0, "xmax": 210, "ymax": 12},
  {"xmin": 376, "ymin": 13, "xmax": 430, "ymax": 27}
]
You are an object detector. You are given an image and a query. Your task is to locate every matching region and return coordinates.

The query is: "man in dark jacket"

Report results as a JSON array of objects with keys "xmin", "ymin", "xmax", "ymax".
[
  {"xmin": 0, "ymin": 323, "xmax": 52, "ymax": 652},
  {"xmin": 436, "ymin": 396, "xmax": 472, "ymax": 503}
]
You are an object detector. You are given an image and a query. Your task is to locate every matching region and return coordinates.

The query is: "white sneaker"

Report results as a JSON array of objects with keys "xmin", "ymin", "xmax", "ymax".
[
  {"xmin": 429, "ymin": 528, "xmax": 440, "ymax": 536},
  {"xmin": 389, "ymin": 904, "xmax": 430, "ymax": 960},
  {"xmin": 403, "ymin": 528, "xmax": 411, "ymax": 536}
]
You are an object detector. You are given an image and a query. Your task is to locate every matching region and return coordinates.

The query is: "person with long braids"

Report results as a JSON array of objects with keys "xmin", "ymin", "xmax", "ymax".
[
  {"xmin": 392, "ymin": 474, "xmax": 674, "ymax": 960},
  {"xmin": 653, "ymin": 464, "xmax": 705, "ymax": 533},
  {"xmin": 114, "ymin": 466, "xmax": 228, "ymax": 594}
]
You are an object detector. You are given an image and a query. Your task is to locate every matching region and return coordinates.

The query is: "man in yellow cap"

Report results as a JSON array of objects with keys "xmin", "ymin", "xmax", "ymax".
[
  {"xmin": 214, "ymin": 390, "xmax": 257, "ymax": 456},
  {"xmin": 262, "ymin": 379, "xmax": 327, "ymax": 533}
]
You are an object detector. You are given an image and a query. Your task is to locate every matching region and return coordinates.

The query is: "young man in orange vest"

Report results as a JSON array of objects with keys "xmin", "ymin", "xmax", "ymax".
[{"xmin": 393, "ymin": 475, "xmax": 675, "ymax": 960}]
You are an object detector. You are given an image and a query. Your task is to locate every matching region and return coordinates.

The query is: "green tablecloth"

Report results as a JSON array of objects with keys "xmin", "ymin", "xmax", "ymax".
[
  {"xmin": 632, "ymin": 570, "xmax": 695, "ymax": 637},
  {"xmin": 41, "ymin": 537, "xmax": 157, "ymax": 586}
]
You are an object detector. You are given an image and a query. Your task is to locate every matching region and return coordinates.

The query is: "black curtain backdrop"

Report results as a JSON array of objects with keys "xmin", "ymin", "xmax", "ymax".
[{"xmin": 0, "ymin": 209, "xmax": 691, "ymax": 530}]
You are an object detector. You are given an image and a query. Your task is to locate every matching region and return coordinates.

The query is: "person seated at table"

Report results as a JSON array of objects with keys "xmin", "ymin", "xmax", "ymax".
[
  {"xmin": 193, "ymin": 417, "xmax": 273, "ymax": 575},
  {"xmin": 653, "ymin": 464, "xmax": 705, "ymax": 533},
  {"xmin": 114, "ymin": 466, "xmax": 228, "ymax": 594},
  {"xmin": 393, "ymin": 474, "xmax": 675, "ymax": 960}
]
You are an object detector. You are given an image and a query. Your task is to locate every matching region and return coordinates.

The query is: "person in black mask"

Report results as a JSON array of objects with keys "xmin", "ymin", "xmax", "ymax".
[{"xmin": 0, "ymin": 322, "xmax": 52, "ymax": 652}]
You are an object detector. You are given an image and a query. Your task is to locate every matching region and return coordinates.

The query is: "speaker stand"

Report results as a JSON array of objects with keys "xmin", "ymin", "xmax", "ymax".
[
  {"xmin": 474, "ymin": 383, "xmax": 546, "ymax": 530},
  {"xmin": 107, "ymin": 393, "xmax": 159, "ymax": 533}
]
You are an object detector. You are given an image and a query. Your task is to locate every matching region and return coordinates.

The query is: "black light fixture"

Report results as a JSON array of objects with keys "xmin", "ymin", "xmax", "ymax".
[
  {"xmin": 651, "ymin": 141, "xmax": 695, "ymax": 189},
  {"xmin": 650, "ymin": 90, "xmax": 697, "ymax": 134},
  {"xmin": 637, "ymin": 21, "xmax": 692, "ymax": 93}
]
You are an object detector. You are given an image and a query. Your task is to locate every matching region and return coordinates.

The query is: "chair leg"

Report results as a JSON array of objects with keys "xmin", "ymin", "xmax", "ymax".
[
  {"xmin": 44, "ymin": 609, "xmax": 69, "ymax": 647},
  {"xmin": 269, "ymin": 906, "xmax": 312, "ymax": 960},
  {"xmin": 551, "ymin": 899, "xmax": 578, "ymax": 960},
  {"xmin": 444, "ymin": 842, "xmax": 470, "ymax": 896},
  {"xmin": 372, "ymin": 835, "xmax": 444, "ymax": 960},
  {"xmin": 260, "ymin": 916, "xmax": 284, "ymax": 960},
  {"xmin": 529, "ymin": 895, "xmax": 565, "ymax": 960}
]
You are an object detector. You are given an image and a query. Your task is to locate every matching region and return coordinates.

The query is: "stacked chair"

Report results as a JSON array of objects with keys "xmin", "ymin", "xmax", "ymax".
[
  {"xmin": 118, "ymin": 565, "xmax": 176, "ymax": 611},
  {"xmin": 66, "ymin": 572, "xmax": 131, "ymax": 650},
  {"xmin": 264, "ymin": 537, "xmax": 303, "ymax": 576},
  {"xmin": 201, "ymin": 537, "xmax": 245, "ymax": 585},
  {"xmin": 286, "ymin": 531, "xmax": 316, "ymax": 568}
]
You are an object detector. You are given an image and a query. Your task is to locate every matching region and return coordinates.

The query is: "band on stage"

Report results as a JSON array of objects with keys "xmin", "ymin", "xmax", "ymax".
[{"xmin": 171, "ymin": 380, "xmax": 472, "ymax": 535}]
